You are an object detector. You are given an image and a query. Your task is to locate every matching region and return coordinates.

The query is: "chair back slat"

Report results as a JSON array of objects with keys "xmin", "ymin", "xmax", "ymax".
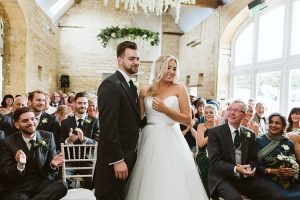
[{"xmin": 60, "ymin": 143, "xmax": 98, "ymax": 187}]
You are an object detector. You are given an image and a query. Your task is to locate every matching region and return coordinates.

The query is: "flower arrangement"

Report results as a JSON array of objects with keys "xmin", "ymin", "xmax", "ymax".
[
  {"xmin": 97, "ymin": 26, "xmax": 160, "ymax": 48},
  {"xmin": 34, "ymin": 137, "xmax": 49, "ymax": 150},
  {"xmin": 272, "ymin": 145, "xmax": 299, "ymax": 188},
  {"xmin": 41, "ymin": 118, "xmax": 48, "ymax": 124}
]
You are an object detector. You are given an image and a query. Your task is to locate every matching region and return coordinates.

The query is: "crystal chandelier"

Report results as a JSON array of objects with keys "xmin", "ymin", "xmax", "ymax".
[{"xmin": 103, "ymin": 0, "xmax": 196, "ymax": 22}]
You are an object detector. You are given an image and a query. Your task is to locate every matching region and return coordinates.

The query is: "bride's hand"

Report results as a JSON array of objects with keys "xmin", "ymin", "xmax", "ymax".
[{"xmin": 152, "ymin": 97, "xmax": 166, "ymax": 113}]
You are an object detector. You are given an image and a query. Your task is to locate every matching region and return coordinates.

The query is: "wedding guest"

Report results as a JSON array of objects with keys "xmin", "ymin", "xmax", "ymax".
[
  {"xmin": 286, "ymin": 107, "xmax": 300, "ymax": 161},
  {"xmin": 50, "ymin": 92, "xmax": 61, "ymax": 108},
  {"xmin": 45, "ymin": 93, "xmax": 57, "ymax": 115},
  {"xmin": 257, "ymin": 113, "xmax": 300, "ymax": 199},
  {"xmin": 0, "ymin": 94, "xmax": 14, "ymax": 115},
  {"xmin": 28, "ymin": 90, "xmax": 60, "ymax": 151},
  {"xmin": 207, "ymin": 99, "xmax": 283, "ymax": 199},
  {"xmin": 195, "ymin": 98, "xmax": 206, "ymax": 123},
  {"xmin": 252, "ymin": 102, "xmax": 268, "ymax": 135},
  {"xmin": 241, "ymin": 104, "xmax": 259, "ymax": 136},
  {"xmin": 55, "ymin": 105, "xmax": 69, "ymax": 125},
  {"xmin": 0, "ymin": 107, "xmax": 67, "ymax": 200},
  {"xmin": 195, "ymin": 104, "xmax": 219, "ymax": 195},
  {"xmin": 87, "ymin": 95, "xmax": 98, "ymax": 118}
]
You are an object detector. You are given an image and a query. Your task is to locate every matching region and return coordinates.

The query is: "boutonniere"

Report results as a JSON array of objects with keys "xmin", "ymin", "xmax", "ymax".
[
  {"xmin": 34, "ymin": 137, "xmax": 49, "ymax": 150},
  {"xmin": 84, "ymin": 118, "xmax": 91, "ymax": 124},
  {"xmin": 241, "ymin": 131, "xmax": 251, "ymax": 138},
  {"xmin": 41, "ymin": 118, "xmax": 48, "ymax": 124}
]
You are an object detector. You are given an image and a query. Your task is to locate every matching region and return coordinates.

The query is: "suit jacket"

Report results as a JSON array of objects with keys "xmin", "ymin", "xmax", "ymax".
[
  {"xmin": 0, "ymin": 114, "xmax": 12, "ymax": 137},
  {"xmin": 37, "ymin": 112, "xmax": 61, "ymax": 151},
  {"xmin": 59, "ymin": 115, "xmax": 99, "ymax": 145},
  {"xmin": 95, "ymin": 70, "xmax": 141, "ymax": 197},
  {"xmin": 0, "ymin": 130, "xmax": 58, "ymax": 192},
  {"xmin": 207, "ymin": 123, "xmax": 257, "ymax": 196}
]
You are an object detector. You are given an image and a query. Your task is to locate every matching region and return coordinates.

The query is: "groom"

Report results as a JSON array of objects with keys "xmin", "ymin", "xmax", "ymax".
[
  {"xmin": 95, "ymin": 41, "xmax": 141, "ymax": 200},
  {"xmin": 207, "ymin": 99, "xmax": 283, "ymax": 200}
]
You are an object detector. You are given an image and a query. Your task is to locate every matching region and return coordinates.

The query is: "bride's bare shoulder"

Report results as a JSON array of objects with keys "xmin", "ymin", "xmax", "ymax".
[{"xmin": 139, "ymin": 85, "xmax": 150, "ymax": 98}]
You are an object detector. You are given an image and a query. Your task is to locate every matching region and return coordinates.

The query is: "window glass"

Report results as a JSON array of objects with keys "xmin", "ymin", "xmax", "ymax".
[
  {"xmin": 288, "ymin": 68, "xmax": 300, "ymax": 112},
  {"xmin": 233, "ymin": 74, "xmax": 251, "ymax": 102},
  {"xmin": 258, "ymin": 6, "xmax": 285, "ymax": 62},
  {"xmin": 291, "ymin": 0, "xmax": 300, "ymax": 55},
  {"xmin": 256, "ymin": 71, "xmax": 281, "ymax": 115},
  {"xmin": 234, "ymin": 23, "xmax": 254, "ymax": 66}
]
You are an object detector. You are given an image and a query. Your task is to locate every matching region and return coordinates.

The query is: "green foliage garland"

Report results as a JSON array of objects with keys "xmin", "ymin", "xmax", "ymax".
[{"xmin": 97, "ymin": 26, "xmax": 160, "ymax": 48}]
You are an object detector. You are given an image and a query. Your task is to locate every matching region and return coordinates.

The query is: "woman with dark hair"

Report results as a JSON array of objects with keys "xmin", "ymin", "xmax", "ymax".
[
  {"xmin": 256, "ymin": 113, "xmax": 300, "ymax": 200},
  {"xmin": 287, "ymin": 107, "xmax": 300, "ymax": 161},
  {"xmin": 0, "ymin": 94, "xmax": 14, "ymax": 115},
  {"xmin": 286, "ymin": 107, "xmax": 300, "ymax": 133}
]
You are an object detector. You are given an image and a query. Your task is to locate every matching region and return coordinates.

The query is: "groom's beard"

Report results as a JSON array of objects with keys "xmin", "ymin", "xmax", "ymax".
[{"xmin": 20, "ymin": 124, "xmax": 37, "ymax": 135}]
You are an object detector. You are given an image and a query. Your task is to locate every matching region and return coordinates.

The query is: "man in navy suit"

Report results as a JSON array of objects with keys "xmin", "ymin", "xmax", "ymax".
[
  {"xmin": 60, "ymin": 92, "xmax": 99, "ymax": 189},
  {"xmin": 28, "ymin": 91, "xmax": 60, "ymax": 151},
  {"xmin": 0, "ymin": 107, "xmax": 67, "ymax": 200},
  {"xmin": 95, "ymin": 41, "xmax": 141, "ymax": 200},
  {"xmin": 207, "ymin": 99, "xmax": 283, "ymax": 200}
]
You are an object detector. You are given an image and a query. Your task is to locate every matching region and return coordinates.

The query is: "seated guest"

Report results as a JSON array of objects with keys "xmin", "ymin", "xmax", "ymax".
[
  {"xmin": 0, "ymin": 114, "xmax": 12, "ymax": 137},
  {"xmin": 4, "ymin": 95, "xmax": 28, "ymax": 136},
  {"xmin": 0, "ymin": 94, "xmax": 14, "ymax": 115},
  {"xmin": 286, "ymin": 107, "xmax": 300, "ymax": 161},
  {"xmin": 207, "ymin": 99, "xmax": 283, "ymax": 200},
  {"xmin": 195, "ymin": 104, "xmax": 219, "ymax": 195},
  {"xmin": 0, "ymin": 107, "xmax": 67, "ymax": 200},
  {"xmin": 252, "ymin": 102, "xmax": 268, "ymax": 135},
  {"xmin": 195, "ymin": 98, "xmax": 206, "ymax": 123},
  {"xmin": 241, "ymin": 104, "xmax": 259, "ymax": 136},
  {"xmin": 45, "ymin": 93, "xmax": 57, "ymax": 115},
  {"xmin": 87, "ymin": 95, "xmax": 98, "ymax": 118},
  {"xmin": 28, "ymin": 90, "xmax": 60, "ymax": 151},
  {"xmin": 60, "ymin": 92, "xmax": 99, "ymax": 189},
  {"xmin": 55, "ymin": 105, "xmax": 69, "ymax": 125},
  {"xmin": 257, "ymin": 113, "xmax": 300, "ymax": 200}
]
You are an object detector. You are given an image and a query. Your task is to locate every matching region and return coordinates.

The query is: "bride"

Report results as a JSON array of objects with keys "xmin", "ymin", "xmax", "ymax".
[{"xmin": 125, "ymin": 55, "xmax": 208, "ymax": 200}]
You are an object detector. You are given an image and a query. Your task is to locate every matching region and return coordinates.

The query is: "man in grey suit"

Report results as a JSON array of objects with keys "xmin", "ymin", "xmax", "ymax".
[
  {"xmin": 207, "ymin": 99, "xmax": 283, "ymax": 200},
  {"xmin": 95, "ymin": 41, "xmax": 141, "ymax": 200},
  {"xmin": 0, "ymin": 107, "xmax": 67, "ymax": 200}
]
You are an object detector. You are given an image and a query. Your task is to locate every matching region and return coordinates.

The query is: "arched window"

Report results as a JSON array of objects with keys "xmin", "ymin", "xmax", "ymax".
[{"xmin": 232, "ymin": 0, "xmax": 300, "ymax": 115}]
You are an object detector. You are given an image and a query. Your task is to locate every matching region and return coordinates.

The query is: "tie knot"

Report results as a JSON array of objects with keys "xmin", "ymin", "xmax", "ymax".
[
  {"xmin": 78, "ymin": 119, "xmax": 83, "ymax": 123},
  {"xmin": 29, "ymin": 139, "xmax": 35, "ymax": 146},
  {"xmin": 234, "ymin": 129, "xmax": 239, "ymax": 134}
]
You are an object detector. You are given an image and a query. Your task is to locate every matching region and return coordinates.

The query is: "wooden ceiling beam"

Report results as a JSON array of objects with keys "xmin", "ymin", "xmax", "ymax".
[{"xmin": 183, "ymin": 0, "xmax": 223, "ymax": 9}]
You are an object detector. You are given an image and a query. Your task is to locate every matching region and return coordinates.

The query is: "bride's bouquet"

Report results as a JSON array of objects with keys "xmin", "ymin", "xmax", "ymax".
[{"xmin": 272, "ymin": 145, "xmax": 299, "ymax": 188}]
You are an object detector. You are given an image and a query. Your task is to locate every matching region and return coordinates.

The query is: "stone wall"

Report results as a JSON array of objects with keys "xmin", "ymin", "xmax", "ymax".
[
  {"xmin": 179, "ymin": 0, "xmax": 250, "ymax": 99},
  {"xmin": 0, "ymin": 0, "xmax": 58, "ymax": 96}
]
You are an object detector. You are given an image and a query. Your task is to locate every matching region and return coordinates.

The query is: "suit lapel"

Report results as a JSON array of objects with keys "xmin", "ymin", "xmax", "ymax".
[
  {"xmin": 224, "ymin": 124, "xmax": 235, "ymax": 162},
  {"xmin": 240, "ymin": 126, "xmax": 249, "ymax": 164},
  {"xmin": 116, "ymin": 71, "xmax": 140, "ymax": 117},
  {"xmin": 16, "ymin": 132, "xmax": 31, "ymax": 157},
  {"xmin": 35, "ymin": 131, "xmax": 47, "ymax": 170}
]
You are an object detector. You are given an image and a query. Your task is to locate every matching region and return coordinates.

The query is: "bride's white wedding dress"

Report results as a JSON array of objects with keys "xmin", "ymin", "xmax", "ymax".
[{"xmin": 125, "ymin": 96, "xmax": 208, "ymax": 200}]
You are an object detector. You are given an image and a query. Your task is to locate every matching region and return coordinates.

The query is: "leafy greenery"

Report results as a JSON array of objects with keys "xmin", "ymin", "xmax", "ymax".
[{"xmin": 97, "ymin": 26, "xmax": 160, "ymax": 48}]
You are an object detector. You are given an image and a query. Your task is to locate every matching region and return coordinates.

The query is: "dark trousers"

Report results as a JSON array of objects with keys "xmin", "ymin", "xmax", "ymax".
[
  {"xmin": 97, "ymin": 180, "xmax": 126, "ymax": 200},
  {"xmin": 215, "ymin": 177, "xmax": 285, "ymax": 200},
  {"xmin": 2, "ymin": 179, "xmax": 68, "ymax": 200}
]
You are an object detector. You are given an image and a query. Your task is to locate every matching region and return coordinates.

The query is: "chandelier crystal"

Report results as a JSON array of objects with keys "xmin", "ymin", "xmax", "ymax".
[{"xmin": 103, "ymin": 0, "xmax": 196, "ymax": 22}]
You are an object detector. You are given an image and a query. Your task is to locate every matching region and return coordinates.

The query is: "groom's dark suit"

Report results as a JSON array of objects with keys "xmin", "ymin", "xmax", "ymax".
[
  {"xmin": 0, "ymin": 130, "xmax": 67, "ymax": 200},
  {"xmin": 95, "ymin": 70, "xmax": 141, "ymax": 199},
  {"xmin": 207, "ymin": 124, "xmax": 283, "ymax": 200}
]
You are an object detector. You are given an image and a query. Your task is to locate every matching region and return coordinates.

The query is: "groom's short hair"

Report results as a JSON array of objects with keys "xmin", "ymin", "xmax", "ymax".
[{"xmin": 117, "ymin": 41, "xmax": 137, "ymax": 57}]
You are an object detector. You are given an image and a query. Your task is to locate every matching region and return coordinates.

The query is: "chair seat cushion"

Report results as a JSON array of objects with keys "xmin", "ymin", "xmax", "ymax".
[{"xmin": 60, "ymin": 188, "xmax": 96, "ymax": 200}]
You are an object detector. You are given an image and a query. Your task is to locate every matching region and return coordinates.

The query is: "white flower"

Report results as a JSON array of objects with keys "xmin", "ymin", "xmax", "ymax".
[
  {"xmin": 42, "ymin": 118, "xmax": 48, "ymax": 124},
  {"xmin": 111, "ymin": 32, "xmax": 116, "ymax": 38},
  {"xmin": 41, "ymin": 141, "xmax": 46, "ymax": 145},
  {"xmin": 246, "ymin": 132, "xmax": 251, "ymax": 138},
  {"xmin": 85, "ymin": 119, "xmax": 91, "ymax": 124},
  {"xmin": 281, "ymin": 145, "xmax": 289, "ymax": 151},
  {"xmin": 277, "ymin": 154, "xmax": 284, "ymax": 160},
  {"xmin": 142, "ymin": 34, "xmax": 147, "ymax": 38}
]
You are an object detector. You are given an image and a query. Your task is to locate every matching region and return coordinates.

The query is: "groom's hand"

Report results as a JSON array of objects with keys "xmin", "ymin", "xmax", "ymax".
[
  {"xmin": 113, "ymin": 161, "xmax": 128, "ymax": 180},
  {"xmin": 236, "ymin": 164, "xmax": 256, "ymax": 176}
]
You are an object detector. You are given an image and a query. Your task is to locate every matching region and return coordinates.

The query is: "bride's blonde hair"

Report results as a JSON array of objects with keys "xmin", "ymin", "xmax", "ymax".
[{"xmin": 147, "ymin": 55, "xmax": 179, "ymax": 97}]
